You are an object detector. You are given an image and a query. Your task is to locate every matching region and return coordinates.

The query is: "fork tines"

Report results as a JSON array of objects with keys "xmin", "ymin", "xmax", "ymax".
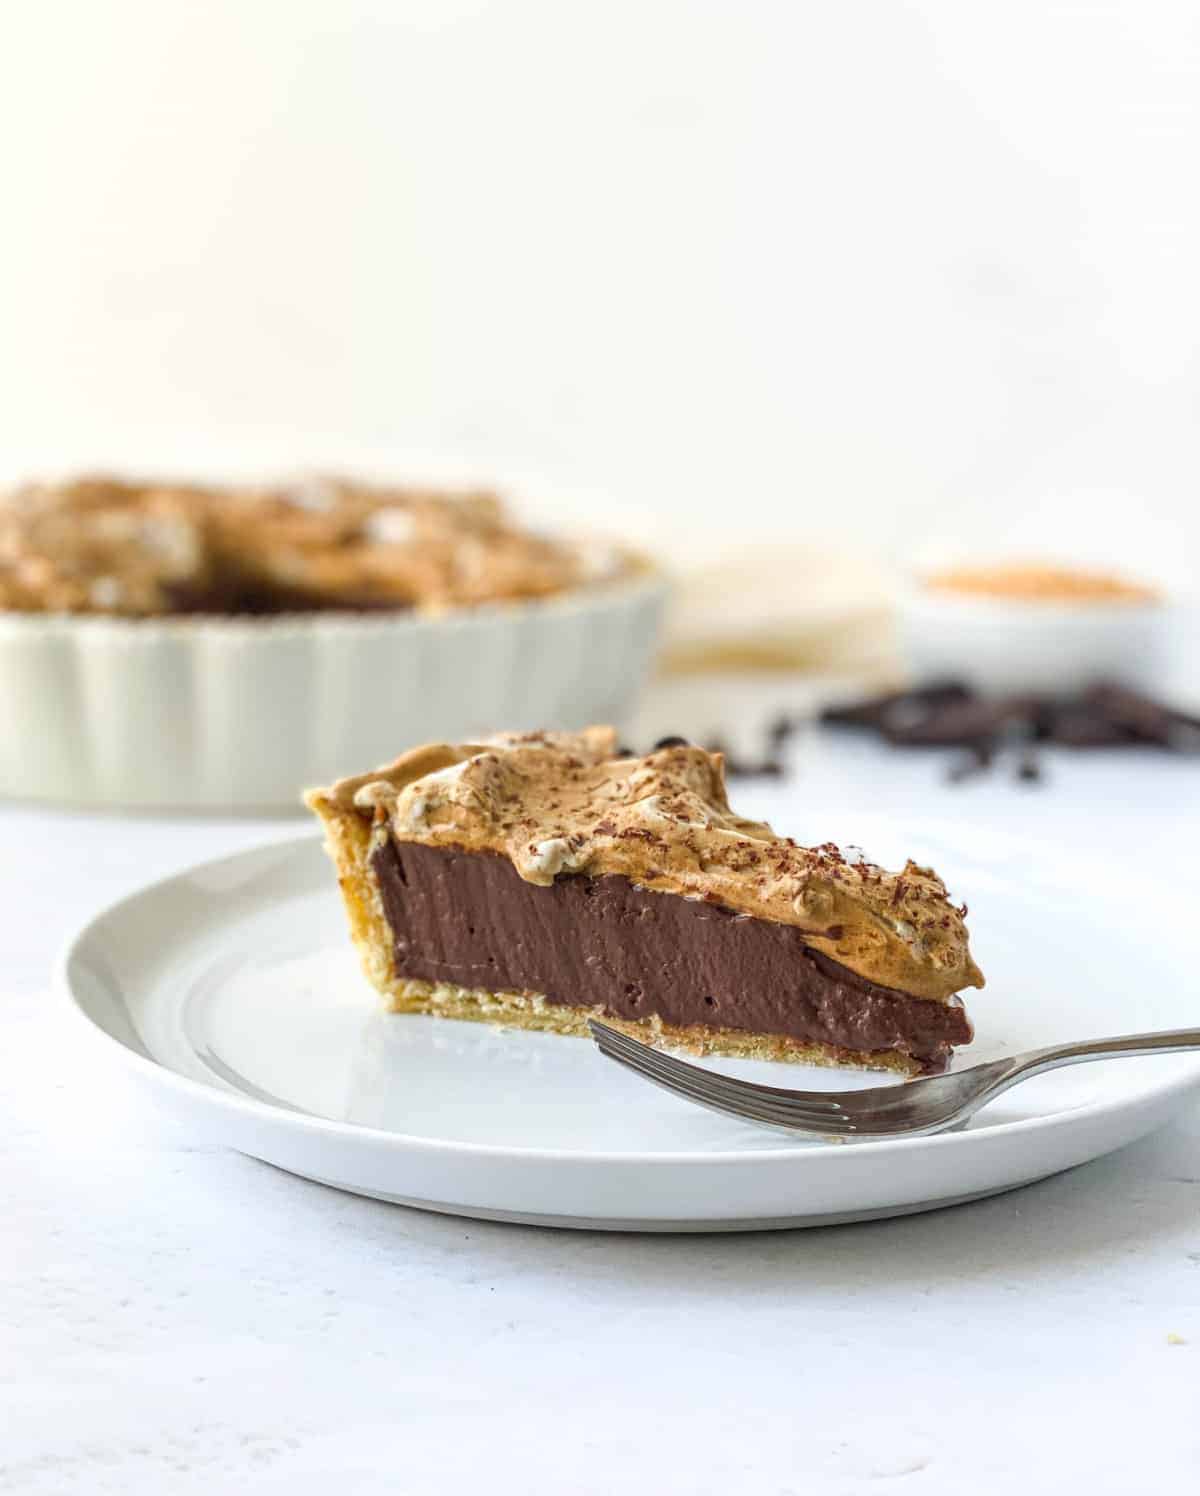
[{"xmin": 588, "ymin": 1021, "xmax": 858, "ymax": 1136}]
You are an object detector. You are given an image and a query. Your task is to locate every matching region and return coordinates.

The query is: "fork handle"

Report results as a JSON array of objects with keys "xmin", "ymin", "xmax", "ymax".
[{"xmin": 1013, "ymin": 1027, "xmax": 1200, "ymax": 1081}]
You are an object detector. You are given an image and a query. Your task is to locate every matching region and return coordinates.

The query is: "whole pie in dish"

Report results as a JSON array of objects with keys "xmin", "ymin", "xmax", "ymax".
[
  {"xmin": 0, "ymin": 475, "xmax": 635, "ymax": 617},
  {"xmin": 307, "ymin": 729, "xmax": 983, "ymax": 1076}
]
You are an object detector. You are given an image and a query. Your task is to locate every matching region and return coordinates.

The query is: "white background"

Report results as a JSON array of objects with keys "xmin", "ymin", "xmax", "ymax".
[
  {"xmin": 4, "ymin": 15, "xmax": 1199, "ymax": 1489},
  {"xmin": 1, "ymin": 1, "xmax": 1198, "ymax": 570}
]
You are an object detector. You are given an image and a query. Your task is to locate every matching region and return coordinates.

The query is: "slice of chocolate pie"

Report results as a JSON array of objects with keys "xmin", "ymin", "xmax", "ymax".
[{"xmin": 307, "ymin": 729, "xmax": 983, "ymax": 1076}]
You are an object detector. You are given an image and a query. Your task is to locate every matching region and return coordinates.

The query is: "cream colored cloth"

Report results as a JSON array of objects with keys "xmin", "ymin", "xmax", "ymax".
[{"xmin": 659, "ymin": 546, "xmax": 901, "ymax": 680}]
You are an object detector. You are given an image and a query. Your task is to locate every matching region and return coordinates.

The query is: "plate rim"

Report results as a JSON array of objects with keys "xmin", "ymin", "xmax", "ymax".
[{"xmin": 58, "ymin": 831, "xmax": 1200, "ymax": 1168}]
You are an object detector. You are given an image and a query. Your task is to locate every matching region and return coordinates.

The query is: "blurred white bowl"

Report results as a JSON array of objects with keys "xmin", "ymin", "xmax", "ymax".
[
  {"xmin": 0, "ymin": 573, "xmax": 666, "ymax": 809},
  {"xmin": 898, "ymin": 582, "xmax": 1167, "ymax": 695}
]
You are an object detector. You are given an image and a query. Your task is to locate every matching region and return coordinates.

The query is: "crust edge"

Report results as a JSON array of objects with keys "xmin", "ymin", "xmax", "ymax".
[{"xmin": 385, "ymin": 977, "xmax": 925, "ymax": 1077}]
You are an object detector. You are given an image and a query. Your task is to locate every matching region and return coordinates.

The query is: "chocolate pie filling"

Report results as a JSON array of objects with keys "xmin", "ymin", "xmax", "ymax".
[{"xmin": 371, "ymin": 839, "xmax": 972, "ymax": 1072}]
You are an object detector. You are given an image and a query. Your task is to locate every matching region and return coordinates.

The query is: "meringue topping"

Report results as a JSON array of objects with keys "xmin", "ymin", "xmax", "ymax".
[{"xmin": 0, "ymin": 475, "xmax": 644, "ymax": 616}]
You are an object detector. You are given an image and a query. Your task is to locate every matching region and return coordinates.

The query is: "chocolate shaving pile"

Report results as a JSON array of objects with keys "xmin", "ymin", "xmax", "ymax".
[
  {"xmin": 652, "ymin": 681, "xmax": 1197, "ymax": 787},
  {"xmin": 820, "ymin": 680, "xmax": 1200, "ymax": 784}
]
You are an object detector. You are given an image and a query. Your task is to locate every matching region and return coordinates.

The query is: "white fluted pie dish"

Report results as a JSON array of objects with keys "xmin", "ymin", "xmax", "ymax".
[{"xmin": 0, "ymin": 573, "xmax": 665, "ymax": 808}]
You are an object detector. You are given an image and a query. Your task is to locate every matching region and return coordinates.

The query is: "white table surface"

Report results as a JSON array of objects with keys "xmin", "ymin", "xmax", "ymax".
[{"xmin": 4, "ymin": 729, "xmax": 1199, "ymax": 1495}]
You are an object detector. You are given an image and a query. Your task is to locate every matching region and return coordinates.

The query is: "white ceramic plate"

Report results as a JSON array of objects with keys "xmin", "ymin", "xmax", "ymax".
[{"xmin": 61, "ymin": 829, "xmax": 1200, "ymax": 1232}]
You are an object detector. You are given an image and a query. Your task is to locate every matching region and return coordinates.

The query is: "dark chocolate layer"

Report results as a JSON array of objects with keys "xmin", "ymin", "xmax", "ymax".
[{"xmin": 370, "ymin": 839, "xmax": 973, "ymax": 1072}]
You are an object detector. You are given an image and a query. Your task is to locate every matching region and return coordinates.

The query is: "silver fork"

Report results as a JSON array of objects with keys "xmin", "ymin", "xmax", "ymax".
[{"xmin": 588, "ymin": 1020, "xmax": 1200, "ymax": 1139}]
